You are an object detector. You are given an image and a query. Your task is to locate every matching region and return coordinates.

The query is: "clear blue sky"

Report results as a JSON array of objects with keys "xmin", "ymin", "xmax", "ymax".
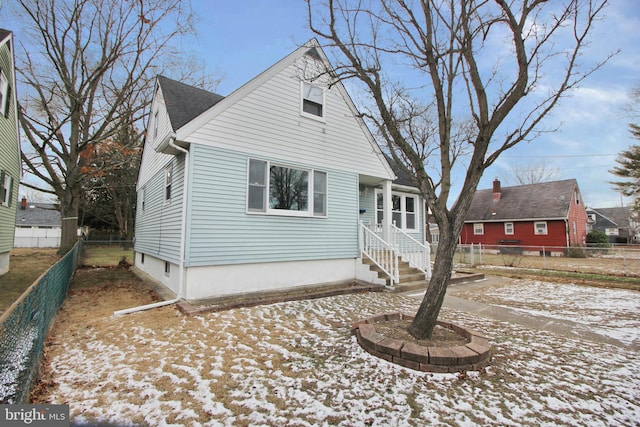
[{"xmin": 190, "ymin": 0, "xmax": 640, "ymax": 208}]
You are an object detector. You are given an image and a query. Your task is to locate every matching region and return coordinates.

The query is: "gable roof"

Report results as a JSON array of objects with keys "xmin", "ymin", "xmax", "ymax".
[
  {"xmin": 0, "ymin": 29, "xmax": 11, "ymax": 45},
  {"xmin": 465, "ymin": 179, "xmax": 580, "ymax": 222},
  {"xmin": 157, "ymin": 75, "xmax": 225, "ymax": 131},
  {"xmin": 15, "ymin": 203, "xmax": 61, "ymax": 227},
  {"xmin": 588, "ymin": 206, "xmax": 632, "ymax": 228}
]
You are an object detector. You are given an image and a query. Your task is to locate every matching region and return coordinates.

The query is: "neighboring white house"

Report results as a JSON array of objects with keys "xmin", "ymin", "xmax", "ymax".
[
  {"xmin": 134, "ymin": 39, "xmax": 429, "ymax": 302},
  {"xmin": 14, "ymin": 198, "xmax": 62, "ymax": 248}
]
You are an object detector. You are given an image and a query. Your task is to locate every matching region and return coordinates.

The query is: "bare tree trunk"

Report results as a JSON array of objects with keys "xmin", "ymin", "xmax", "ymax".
[{"xmin": 408, "ymin": 227, "xmax": 458, "ymax": 339}]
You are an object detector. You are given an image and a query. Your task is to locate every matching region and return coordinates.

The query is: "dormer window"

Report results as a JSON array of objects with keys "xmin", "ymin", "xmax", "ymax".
[{"xmin": 301, "ymin": 82, "xmax": 324, "ymax": 119}]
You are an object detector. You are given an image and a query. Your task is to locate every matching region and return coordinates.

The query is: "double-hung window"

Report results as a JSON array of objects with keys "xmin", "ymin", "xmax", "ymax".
[
  {"xmin": 534, "ymin": 221, "xmax": 548, "ymax": 235},
  {"xmin": 301, "ymin": 82, "xmax": 324, "ymax": 119},
  {"xmin": 474, "ymin": 223, "xmax": 484, "ymax": 235},
  {"xmin": 247, "ymin": 159, "xmax": 327, "ymax": 217},
  {"xmin": 504, "ymin": 222, "xmax": 514, "ymax": 235}
]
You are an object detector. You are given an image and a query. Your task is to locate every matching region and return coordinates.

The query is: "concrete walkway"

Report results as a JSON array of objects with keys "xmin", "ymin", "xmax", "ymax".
[{"xmin": 404, "ymin": 276, "xmax": 634, "ymax": 350}]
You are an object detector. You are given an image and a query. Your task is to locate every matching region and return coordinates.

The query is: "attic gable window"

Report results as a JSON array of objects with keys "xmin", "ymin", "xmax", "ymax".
[
  {"xmin": 0, "ymin": 69, "xmax": 9, "ymax": 117},
  {"xmin": 301, "ymin": 82, "xmax": 324, "ymax": 119},
  {"xmin": 247, "ymin": 158, "xmax": 327, "ymax": 218}
]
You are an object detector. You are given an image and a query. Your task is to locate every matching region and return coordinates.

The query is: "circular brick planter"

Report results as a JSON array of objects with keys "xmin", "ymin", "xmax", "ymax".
[{"xmin": 351, "ymin": 312, "xmax": 492, "ymax": 373}]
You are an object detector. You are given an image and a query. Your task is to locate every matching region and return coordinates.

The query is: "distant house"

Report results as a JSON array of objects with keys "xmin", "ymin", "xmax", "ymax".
[
  {"xmin": 586, "ymin": 206, "xmax": 638, "ymax": 243},
  {"xmin": 461, "ymin": 179, "xmax": 588, "ymax": 254},
  {"xmin": 0, "ymin": 29, "xmax": 21, "ymax": 274},
  {"xmin": 14, "ymin": 198, "xmax": 62, "ymax": 248},
  {"xmin": 134, "ymin": 39, "xmax": 429, "ymax": 302}
]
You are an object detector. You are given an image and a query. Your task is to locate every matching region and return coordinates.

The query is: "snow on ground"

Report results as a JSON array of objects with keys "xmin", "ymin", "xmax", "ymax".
[
  {"xmin": 454, "ymin": 280, "xmax": 640, "ymax": 347},
  {"xmin": 43, "ymin": 282, "xmax": 640, "ymax": 426}
]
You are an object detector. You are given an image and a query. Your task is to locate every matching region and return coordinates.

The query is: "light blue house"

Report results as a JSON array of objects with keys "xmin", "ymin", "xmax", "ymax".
[
  {"xmin": 0, "ymin": 29, "xmax": 21, "ymax": 275},
  {"xmin": 134, "ymin": 40, "xmax": 430, "ymax": 302}
]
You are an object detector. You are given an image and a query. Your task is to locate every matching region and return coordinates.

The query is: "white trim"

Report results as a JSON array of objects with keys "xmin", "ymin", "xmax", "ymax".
[
  {"xmin": 300, "ymin": 81, "xmax": 326, "ymax": 122},
  {"xmin": 534, "ymin": 221, "xmax": 548, "ymax": 235},
  {"xmin": 504, "ymin": 222, "xmax": 514, "ymax": 235},
  {"xmin": 375, "ymin": 189, "xmax": 420, "ymax": 233},
  {"xmin": 474, "ymin": 223, "xmax": 484, "ymax": 235},
  {"xmin": 246, "ymin": 157, "xmax": 328, "ymax": 218}
]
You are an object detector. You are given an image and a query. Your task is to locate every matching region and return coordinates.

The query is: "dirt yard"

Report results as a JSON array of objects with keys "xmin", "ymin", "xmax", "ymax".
[{"xmin": 30, "ymin": 266, "xmax": 640, "ymax": 426}]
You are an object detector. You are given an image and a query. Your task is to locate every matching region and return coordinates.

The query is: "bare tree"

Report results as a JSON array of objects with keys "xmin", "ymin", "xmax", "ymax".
[
  {"xmin": 510, "ymin": 161, "xmax": 561, "ymax": 185},
  {"xmin": 14, "ymin": 0, "xmax": 198, "ymax": 253},
  {"xmin": 307, "ymin": 0, "xmax": 613, "ymax": 339}
]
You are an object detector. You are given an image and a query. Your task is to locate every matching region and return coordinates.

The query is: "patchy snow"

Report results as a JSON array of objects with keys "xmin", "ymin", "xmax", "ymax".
[
  {"xmin": 455, "ymin": 280, "xmax": 640, "ymax": 347},
  {"xmin": 41, "ymin": 283, "xmax": 640, "ymax": 426}
]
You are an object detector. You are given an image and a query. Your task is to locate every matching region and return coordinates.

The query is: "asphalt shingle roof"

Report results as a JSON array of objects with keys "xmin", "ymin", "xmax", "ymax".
[
  {"xmin": 15, "ymin": 203, "xmax": 61, "ymax": 227},
  {"xmin": 157, "ymin": 75, "xmax": 225, "ymax": 131},
  {"xmin": 465, "ymin": 179, "xmax": 579, "ymax": 222}
]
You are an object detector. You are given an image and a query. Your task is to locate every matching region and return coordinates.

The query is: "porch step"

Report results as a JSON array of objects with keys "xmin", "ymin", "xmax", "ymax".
[{"xmin": 361, "ymin": 254, "xmax": 428, "ymax": 292}]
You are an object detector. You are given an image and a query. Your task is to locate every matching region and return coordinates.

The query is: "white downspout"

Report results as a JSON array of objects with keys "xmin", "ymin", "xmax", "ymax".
[{"xmin": 168, "ymin": 134, "xmax": 189, "ymax": 300}]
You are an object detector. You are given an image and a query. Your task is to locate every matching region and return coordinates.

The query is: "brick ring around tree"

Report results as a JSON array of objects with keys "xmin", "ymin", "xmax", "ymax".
[{"xmin": 351, "ymin": 312, "xmax": 492, "ymax": 373}]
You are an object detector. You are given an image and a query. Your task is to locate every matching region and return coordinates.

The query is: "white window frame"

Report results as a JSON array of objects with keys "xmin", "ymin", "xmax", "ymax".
[
  {"xmin": 375, "ymin": 190, "xmax": 419, "ymax": 232},
  {"xmin": 1, "ymin": 171, "xmax": 12, "ymax": 207},
  {"xmin": 300, "ymin": 82, "xmax": 325, "ymax": 121},
  {"xmin": 164, "ymin": 164, "xmax": 173, "ymax": 203},
  {"xmin": 153, "ymin": 109, "xmax": 159, "ymax": 139},
  {"xmin": 140, "ymin": 187, "xmax": 146, "ymax": 212},
  {"xmin": 246, "ymin": 158, "xmax": 328, "ymax": 218},
  {"xmin": 504, "ymin": 222, "xmax": 514, "ymax": 235},
  {"xmin": 0, "ymin": 69, "xmax": 8, "ymax": 117},
  {"xmin": 473, "ymin": 223, "xmax": 484, "ymax": 235},
  {"xmin": 534, "ymin": 221, "xmax": 548, "ymax": 235}
]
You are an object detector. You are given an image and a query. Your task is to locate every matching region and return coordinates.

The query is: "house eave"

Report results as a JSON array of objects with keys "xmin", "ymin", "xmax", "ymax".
[{"xmin": 464, "ymin": 217, "xmax": 567, "ymax": 223}]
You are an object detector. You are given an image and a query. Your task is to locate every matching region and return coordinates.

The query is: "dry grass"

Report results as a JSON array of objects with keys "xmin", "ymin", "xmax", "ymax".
[{"xmin": 0, "ymin": 248, "xmax": 59, "ymax": 314}]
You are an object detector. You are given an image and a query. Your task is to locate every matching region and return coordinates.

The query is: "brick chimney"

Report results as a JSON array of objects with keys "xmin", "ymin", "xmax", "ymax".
[
  {"xmin": 21, "ymin": 197, "xmax": 27, "ymax": 210},
  {"xmin": 492, "ymin": 179, "xmax": 501, "ymax": 201}
]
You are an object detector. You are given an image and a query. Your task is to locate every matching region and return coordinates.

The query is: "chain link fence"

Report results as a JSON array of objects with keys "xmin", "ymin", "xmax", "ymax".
[{"xmin": 0, "ymin": 240, "xmax": 83, "ymax": 403}]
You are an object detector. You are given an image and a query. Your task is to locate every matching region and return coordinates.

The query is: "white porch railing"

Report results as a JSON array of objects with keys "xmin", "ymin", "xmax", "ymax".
[
  {"xmin": 390, "ymin": 224, "xmax": 432, "ymax": 278},
  {"xmin": 359, "ymin": 221, "xmax": 399, "ymax": 286}
]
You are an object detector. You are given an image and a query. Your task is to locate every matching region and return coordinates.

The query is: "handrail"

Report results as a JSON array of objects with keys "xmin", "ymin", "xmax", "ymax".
[
  {"xmin": 359, "ymin": 222, "xmax": 398, "ymax": 286},
  {"xmin": 390, "ymin": 224, "xmax": 431, "ymax": 278}
]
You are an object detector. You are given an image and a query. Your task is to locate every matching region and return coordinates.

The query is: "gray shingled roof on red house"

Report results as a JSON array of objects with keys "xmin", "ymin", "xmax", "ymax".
[
  {"xmin": 157, "ymin": 75, "xmax": 225, "ymax": 131},
  {"xmin": 15, "ymin": 202, "xmax": 61, "ymax": 227},
  {"xmin": 465, "ymin": 178, "xmax": 580, "ymax": 222}
]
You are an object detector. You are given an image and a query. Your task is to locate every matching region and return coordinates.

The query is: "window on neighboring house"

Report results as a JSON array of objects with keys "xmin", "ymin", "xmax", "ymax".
[
  {"xmin": 0, "ymin": 69, "xmax": 9, "ymax": 117},
  {"xmin": 376, "ymin": 191, "xmax": 419, "ymax": 231},
  {"xmin": 574, "ymin": 190, "xmax": 580, "ymax": 205},
  {"xmin": 504, "ymin": 222, "xmax": 514, "ymax": 235},
  {"xmin": 164, "ymin": 164, "xmax": 173, "ymax": 202},
  {"xmin": 474, "ymin": 223, "xmax": 484, "ymax": 235},
  {"xmin": 534, "ymin": 221, "xmax": 548, "ymax": 235},
  {"xmin": 1, "ymin": 170, "xmax": 12, "ymax": 207},
  {"xmin": 247, "ymin": 159, "xmax": 327, "ymax": 217},
  {"xmin": 301, "ymin": 82, "xmax": 324, "ymax": 119}
]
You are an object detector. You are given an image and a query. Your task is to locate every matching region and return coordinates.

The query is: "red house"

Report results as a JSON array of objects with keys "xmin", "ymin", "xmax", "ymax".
[{"xmin": 461, "ymin": 179, "xmax": 588, "ymax": 254}]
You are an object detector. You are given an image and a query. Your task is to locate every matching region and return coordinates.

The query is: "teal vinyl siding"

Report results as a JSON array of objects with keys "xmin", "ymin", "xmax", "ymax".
[
  {"xmin": 134, "ymin": 156, "xmax": 184, "ymax": 264},
  {"xmin": 186, "ymin": 144, "xmax": 359, "ymax": 266},
  {"xmin": 0, "ymin": 36, "xmax": 20, "ymax": 254}
]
